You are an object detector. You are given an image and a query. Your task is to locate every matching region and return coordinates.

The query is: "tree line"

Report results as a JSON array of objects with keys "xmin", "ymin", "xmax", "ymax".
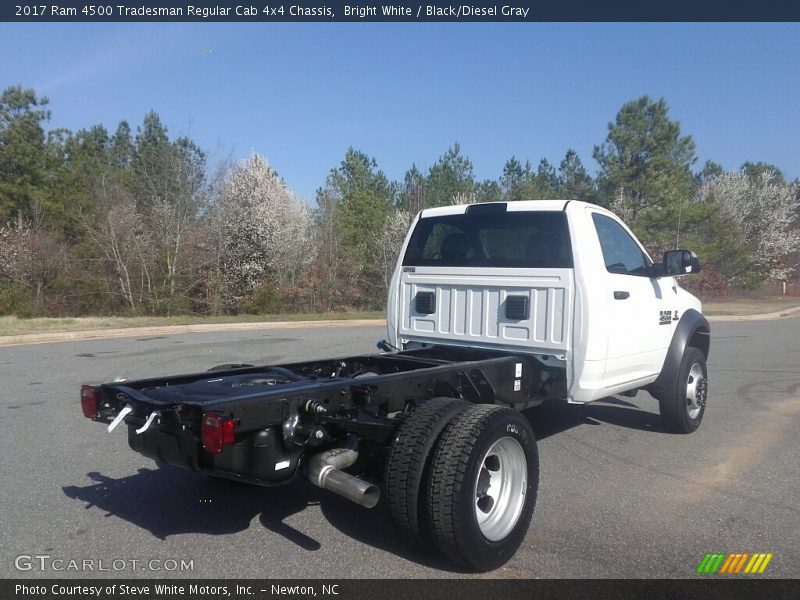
[{"xmin": 0, "ymin": 85, "xmax": 797, "ymax": 317}]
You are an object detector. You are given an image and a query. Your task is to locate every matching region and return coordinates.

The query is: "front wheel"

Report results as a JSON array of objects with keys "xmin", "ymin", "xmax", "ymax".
[
  {"xmin": 425, "ymin": 404, "xmax": 538, "ymax": 571},
  {"xmin": 657, "ymin": 347, "xmax": 708, "ymax": 434}
]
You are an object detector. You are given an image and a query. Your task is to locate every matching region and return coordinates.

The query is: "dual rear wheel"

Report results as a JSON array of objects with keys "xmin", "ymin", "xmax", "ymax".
[{"xmin": 385, "ymin": 399, "xmax": 538, "ymax": 571}]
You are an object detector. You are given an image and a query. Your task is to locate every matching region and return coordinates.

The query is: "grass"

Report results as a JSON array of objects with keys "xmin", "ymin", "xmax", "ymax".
[
  {"xmin": 0, "ymin": 312, "xmax": 385, "ymax": 337},
  {"xmin": 1, "ymin": 297, "xmax": 799, "ymax": 337}
]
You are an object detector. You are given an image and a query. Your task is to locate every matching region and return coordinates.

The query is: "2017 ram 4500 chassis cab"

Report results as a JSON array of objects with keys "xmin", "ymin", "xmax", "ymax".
[{"xmin": 80, "ymin": 200, "xmax": 710, "ymax": 571}]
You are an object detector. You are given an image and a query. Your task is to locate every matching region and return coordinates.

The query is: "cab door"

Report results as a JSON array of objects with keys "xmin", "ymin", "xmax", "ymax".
[{"xmin": 589, "ymin": 211, "xmax": 673, "ymax": 388}]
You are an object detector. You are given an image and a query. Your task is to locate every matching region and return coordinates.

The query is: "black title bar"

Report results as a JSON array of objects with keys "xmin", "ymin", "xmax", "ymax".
[
  {"xmin": 3, "ymin": 0, "xmax": 800, "ymax": 22},
  {"xmin": 3, "ymin": 579, "xmax": 800, "ymax": 600}
]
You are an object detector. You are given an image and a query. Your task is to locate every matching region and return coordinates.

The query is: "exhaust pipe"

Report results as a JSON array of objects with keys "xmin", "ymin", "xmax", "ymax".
[{"xmin": 307, "ymin": 446, "xmax": 380, "ymax": 508}]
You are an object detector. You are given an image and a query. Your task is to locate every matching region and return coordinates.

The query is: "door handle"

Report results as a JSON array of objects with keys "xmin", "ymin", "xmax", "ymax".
[{"xmin": 614, "ymin": 291, "xmax": 630, "ymax": 300}]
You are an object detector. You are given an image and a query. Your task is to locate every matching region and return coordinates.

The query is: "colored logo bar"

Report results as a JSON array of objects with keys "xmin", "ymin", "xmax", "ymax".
[{"xmin": 696, "ymin": 552, "xmax": 773, "ymax": 574}]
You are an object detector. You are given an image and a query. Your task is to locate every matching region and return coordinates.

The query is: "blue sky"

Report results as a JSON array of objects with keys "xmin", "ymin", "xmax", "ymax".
[{"xmin": 1, "ymin": 23, "xmax": 798, "ymax": 200}]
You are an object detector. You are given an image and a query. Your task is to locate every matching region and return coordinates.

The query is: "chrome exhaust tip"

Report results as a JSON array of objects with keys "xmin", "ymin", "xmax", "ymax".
[{"xmin": 307, "ymin": 446, "xmax": 380, "ymax": 509}]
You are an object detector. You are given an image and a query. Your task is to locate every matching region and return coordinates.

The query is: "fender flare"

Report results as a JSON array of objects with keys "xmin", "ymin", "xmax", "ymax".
[{"xmin": 651, "ymin": 309, "xmax": 711, "ymax": 391}]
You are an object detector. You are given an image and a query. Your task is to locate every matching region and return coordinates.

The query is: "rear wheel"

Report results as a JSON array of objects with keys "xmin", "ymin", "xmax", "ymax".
[
  {"xmin": 656, "ymin": 347, "xmax": 708, "ymax": 434},
  {"xmin": 425, "ymin": 404, "xmax": 538, "ymax": 571},
  {"xmin": 384, "ymin": 398, "xmax": 470, "ymax": 543}
]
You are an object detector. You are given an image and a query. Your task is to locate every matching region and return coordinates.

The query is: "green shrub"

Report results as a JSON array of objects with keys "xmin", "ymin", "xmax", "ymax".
[
  {"xmin": 0, "ymin": 282, "xmax": 36, "ymax": 318},
  {"xmin": 241, "ymin": 283, "xmax": 284, "ymax": 315}
]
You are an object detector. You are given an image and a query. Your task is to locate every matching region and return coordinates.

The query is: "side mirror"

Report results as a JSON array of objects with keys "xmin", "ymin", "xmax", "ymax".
[{"xmin": 663, "ymin": 249, "xmax": 701, "ymax": 276}]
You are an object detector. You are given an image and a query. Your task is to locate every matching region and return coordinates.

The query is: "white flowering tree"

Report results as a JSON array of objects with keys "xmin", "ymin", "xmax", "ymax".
[
  {"xmin": 216, "ymin": 154, "xmax": 314, "ymax": 307},
  {"xmin": 369, "ymin": 209, "xmax": 414, "ymax": 295},
  {"xmin": 698, "ymin": 172, "xmax": 799, "ymax": 280},
  {"xmin": 0, "ymin": 217, "xmax": 66, "ymax": 313}
]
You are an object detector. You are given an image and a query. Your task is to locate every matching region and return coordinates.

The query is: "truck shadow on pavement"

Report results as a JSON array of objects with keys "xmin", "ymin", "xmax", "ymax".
[
  {"xmin": 525, "ymin": 395, "xmax": 666, "ymax": 439},
  {"xmin": 62, "ymin": 466, "xmax": 458, "ymax": 571},
  {"xmin": 63, "ymin": 468, "xmax": 323, "ymax": 549}
]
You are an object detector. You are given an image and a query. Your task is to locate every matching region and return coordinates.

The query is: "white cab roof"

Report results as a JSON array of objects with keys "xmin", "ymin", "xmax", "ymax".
[{"xmin": 419, "ymin": 200, "xmax": 598, "ymax": 218}]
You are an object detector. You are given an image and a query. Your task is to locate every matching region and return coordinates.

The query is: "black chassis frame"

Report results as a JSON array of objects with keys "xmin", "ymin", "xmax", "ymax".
[{"xmin": 91, "ymin": 345, "xmax": 564, "ymax": 486}]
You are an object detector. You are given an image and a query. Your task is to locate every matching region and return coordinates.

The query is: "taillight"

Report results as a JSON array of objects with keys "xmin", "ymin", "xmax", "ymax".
[
  {"xmin": 202, "ymin": 411, "xmax": 236, "ymax": 453},
  {"xmin": 81, "ymin": 385, "xmax": 98, "ymax": 419}
]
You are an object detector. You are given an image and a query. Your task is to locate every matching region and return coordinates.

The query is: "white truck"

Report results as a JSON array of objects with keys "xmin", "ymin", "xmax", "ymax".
[{"xmin": 80, "ymin": 200, "xmax": 709, "ymax": 572}]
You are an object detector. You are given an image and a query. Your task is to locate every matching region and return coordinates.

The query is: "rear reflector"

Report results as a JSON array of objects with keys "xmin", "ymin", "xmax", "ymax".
[
  {"xmin": 80, "ymin": 385, "xmax": 99, "ymax": 419},
  {"xmin": 202, "ymin": 411, "xmax": 236, "ymax": 453}
]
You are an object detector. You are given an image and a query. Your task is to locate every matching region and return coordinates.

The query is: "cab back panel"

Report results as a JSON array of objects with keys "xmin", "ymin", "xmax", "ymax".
[{"xmin": 398, "ymin": 267, "xmax": 573, "ymax": 355}]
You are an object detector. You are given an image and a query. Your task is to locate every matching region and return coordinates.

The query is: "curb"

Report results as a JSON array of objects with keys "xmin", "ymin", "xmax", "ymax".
[
  {"xmin": 0, "ymin": 319, "xmax": 387, "ymax": 348},
  {"xmin": 706, "ymin": 305, "xmax": 800, "ymax": 322}
]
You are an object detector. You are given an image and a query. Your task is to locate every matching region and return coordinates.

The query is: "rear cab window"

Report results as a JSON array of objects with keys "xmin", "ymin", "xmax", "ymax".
[{"xmin": 402, "ymin": 209, "xmax": 573, "ymax": 268}]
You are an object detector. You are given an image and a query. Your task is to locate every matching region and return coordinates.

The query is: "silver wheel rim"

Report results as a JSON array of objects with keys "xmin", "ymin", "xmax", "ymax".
[
  {"xmin": 686, "ymin": 361, "xmax": 707, "ymax": 420},
  {"xmin": 473, "ymin": 436, "xmax": 527, "ymax": 542}
]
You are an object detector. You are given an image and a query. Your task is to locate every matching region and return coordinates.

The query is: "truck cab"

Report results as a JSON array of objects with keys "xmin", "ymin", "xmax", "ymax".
[{"xmin": 386, "ymin": 200, "xmax": 708, "ymax": 405}]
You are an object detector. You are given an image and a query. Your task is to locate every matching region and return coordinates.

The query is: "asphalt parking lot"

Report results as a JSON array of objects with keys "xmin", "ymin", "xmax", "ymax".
[{"xmin": 0, "ymin": 318, "xmax": 798, "ymax": 578}]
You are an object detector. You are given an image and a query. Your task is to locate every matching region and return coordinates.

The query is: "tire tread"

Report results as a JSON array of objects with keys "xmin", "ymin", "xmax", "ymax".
[
  {"xmin": 384, "ymin": 398, "xmax": 469, "ymax": 542},
  {"xmin": 657, "ymin": 346, "xmax": 706, "ymax": 434},
  {"xmin": 426, "ymin": 404, "xmax": 512, "ymax": 566}
]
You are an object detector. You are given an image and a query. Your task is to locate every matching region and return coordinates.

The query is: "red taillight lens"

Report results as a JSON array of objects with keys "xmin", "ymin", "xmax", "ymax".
[
  {"xmin": 201, "ymin": 411, "xmax": 236, "ymax": 453},
  {"xmin": 81, "ymin": 385, "xmax": 98, "ymax": 419}
]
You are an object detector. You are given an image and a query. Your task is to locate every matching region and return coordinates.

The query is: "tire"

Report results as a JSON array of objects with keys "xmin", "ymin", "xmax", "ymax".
[
  {"xmin": 384, "ymin": 398, "xmax": 470, "ymax": 543},
  {"xmin": 425, "ymin": 404, "xmax": 539, "ymax": 571},
  {"xmin": 655, "ymin": 347, "xmax": 708, "ymax": 434}
]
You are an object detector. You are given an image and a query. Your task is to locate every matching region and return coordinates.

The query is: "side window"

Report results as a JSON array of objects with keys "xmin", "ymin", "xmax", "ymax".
[{"xmin": 591, "ymin": 213, "xmax": 649, "ymax": 275}]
